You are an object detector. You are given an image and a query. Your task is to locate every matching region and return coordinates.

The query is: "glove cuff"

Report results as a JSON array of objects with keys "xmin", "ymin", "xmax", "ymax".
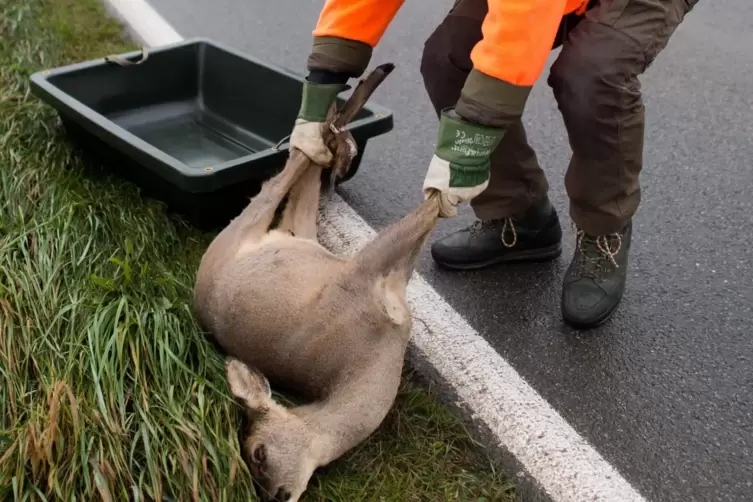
[
  {"xmin": 434, "ymin": 108, "xmax": 505, "ymax": 167},
  {"xmin": 297, "ymin": 81, "xmax": 349, "ymax": 122}
]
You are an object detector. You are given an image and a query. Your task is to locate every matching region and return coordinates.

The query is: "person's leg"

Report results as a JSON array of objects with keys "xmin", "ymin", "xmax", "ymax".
[
  {"xmin": 421, "ymin": 0, "xmax": 568, "ymax": 270},
  {"xmin": 548, "ymin": 0, "xmax": 700, "ymax": 328},
  {"xmin": 470, "ymin": 123, "xmax": 548, "ymax": 222}
]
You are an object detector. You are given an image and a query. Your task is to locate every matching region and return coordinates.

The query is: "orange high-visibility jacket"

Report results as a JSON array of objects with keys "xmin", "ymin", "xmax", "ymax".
[{"xmin": 312, "ymin": 0, "xmax": 587, "ymax": 89}]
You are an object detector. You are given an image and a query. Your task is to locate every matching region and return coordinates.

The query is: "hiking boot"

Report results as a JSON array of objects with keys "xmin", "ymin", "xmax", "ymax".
[
  {"xmin": 430, "ymin": 197, "xmax": 562, "ymax": 270},
  {"xmin": 561, "ymin": 221, "xmax": 632, "ymax": 329}
]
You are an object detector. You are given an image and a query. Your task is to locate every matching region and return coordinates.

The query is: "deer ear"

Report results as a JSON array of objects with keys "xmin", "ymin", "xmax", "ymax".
[{"xmin": 225, "ymin": 358, "xmax": 272, "ymax": 417}]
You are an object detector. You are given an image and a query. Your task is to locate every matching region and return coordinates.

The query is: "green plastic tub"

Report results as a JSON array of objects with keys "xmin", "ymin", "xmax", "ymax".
[{"xmin": 29, "ymin": 37, "xmax": 394, "ymax": 228}]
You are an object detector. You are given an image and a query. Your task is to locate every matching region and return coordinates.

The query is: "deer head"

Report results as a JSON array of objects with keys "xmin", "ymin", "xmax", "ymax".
[{"xmin": 225, "ymin": 358, "xmax": 321, "ymax": 502}]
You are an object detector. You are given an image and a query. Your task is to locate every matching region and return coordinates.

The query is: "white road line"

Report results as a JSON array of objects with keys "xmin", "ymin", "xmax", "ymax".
[
  {"xmin": 98, "ymin": 1, "xmax": 648, "ymax": 500},
  {"xmin": 104, "ymin": 0, "xmax": 182, "ymax": 47},
  {"xmin": 318, "ymin": 194, "xmax": 647, "ymax": 502}
]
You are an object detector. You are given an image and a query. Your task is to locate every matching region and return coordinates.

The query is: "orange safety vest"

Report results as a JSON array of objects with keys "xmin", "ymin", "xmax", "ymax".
[{"xmin": 313, "ymin": 0, "xmax": 589, "ymax": 88}]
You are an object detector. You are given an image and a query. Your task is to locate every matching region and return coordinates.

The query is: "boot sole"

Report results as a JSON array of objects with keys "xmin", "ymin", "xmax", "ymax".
[
  {"xmin": 432, "ymin": 243, "xmax": 562, "ymax": 271},
  {"xmin": 561, "ymin": 296, "xmax": 622, "ymax": 330}
]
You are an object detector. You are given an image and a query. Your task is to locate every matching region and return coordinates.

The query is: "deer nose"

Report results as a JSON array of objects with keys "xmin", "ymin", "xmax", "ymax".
[
  {"xmin": 253, "ymin": 480, "xmax": 274, "ymax": 502},
  {"xmin": 257, "ymin": 491, "xmax": 274, "ymax": 502},
  {"xmin": 273, "ymin": 487, "xmax": 292, "ymax": 501},
  {"xmin": 255, "ymin": 485, "xmax": 291, "ymax": 502}
]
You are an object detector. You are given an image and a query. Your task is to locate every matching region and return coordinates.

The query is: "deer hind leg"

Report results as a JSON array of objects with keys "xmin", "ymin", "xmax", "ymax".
[
  {"xmin": 352, "ymin": 194, "xmax": 442, "ymax": 285},
  {"xmin": 277, "ymin": 161, "xmax": 323, "ymax": 241}
]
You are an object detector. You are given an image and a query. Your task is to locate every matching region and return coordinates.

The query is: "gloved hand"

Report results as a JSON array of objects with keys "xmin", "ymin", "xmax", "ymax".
[
  {"xmin": 290, "ymin": 80, "xmax": 350, "ymax": 166},
  {"xmin": 422, "ymin": 108, "xmax": 506, "ymax": 218}
]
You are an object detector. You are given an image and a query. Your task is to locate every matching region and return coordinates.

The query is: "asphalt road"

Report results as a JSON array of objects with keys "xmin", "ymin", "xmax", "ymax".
[{"xmin": 147, "ymin": 1, "xmax": 753, "ymax": 500}]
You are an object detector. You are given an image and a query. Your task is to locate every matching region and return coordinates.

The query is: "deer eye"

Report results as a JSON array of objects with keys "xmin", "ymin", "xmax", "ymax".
[{"xmin": 252, "ymin": 443, "xmax": 266, "ymax": 465}]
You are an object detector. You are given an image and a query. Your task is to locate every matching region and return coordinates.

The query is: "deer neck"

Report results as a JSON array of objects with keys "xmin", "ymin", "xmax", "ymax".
[{"xmin": 296, "ymin": 360, "xmax": 404, "ymax": 466}]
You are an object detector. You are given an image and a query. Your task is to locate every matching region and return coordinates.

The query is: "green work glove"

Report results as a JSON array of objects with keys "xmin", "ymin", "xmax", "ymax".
[
  {"xmin": 289, "ymin": 80, "xmax": 349, "ymax": 166},
  {"xmin": 422, "ymin": 108, "xmax": 506, "ymax": 217}
]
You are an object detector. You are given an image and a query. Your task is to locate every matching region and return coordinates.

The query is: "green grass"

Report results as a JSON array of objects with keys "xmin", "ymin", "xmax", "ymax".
[{"xmin": 0, "ymin": 0, "xmax": 517, "ymax": 500}]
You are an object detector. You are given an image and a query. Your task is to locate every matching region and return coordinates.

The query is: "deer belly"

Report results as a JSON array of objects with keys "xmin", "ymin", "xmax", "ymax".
[{"xmin": 211, "ymin": 242, "xmax": 342, "ymax": 372}]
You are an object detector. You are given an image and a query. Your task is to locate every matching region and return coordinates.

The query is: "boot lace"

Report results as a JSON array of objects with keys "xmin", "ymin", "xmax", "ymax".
[
  {"xmin": 469, "ymin": 217, "xmax": 518, "ymax": 248},
  {"xmin": 572, "ymin": 222, "xmax": 622, "ymax": 279}
]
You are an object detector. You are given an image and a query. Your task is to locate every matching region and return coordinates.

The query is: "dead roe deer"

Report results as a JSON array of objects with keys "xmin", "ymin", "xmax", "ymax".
[{"xmin": 193, "ymin": 64, "xmax": 443, "ymax": 502}]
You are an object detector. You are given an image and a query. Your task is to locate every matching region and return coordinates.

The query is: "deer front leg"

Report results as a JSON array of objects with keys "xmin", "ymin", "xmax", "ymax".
[
  {"xmin": 278, "ymin": 123, "xmax": 358, "ymax": 241},
  {"xmin": 229, "ymin": 149, "xmax": 312, "ymax": 241},
  {"xmin": 277, "ymin": 161, "xmax": 323, "ymax": 241}
]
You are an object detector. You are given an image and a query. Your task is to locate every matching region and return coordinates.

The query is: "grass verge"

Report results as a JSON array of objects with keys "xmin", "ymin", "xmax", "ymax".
[{"xmin": 0, "ymin": 0, "xmax": 517, "ymax": 500}]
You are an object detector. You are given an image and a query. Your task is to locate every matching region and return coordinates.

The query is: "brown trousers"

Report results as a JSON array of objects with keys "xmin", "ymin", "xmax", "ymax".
[{"xmin": 420, "ymin": 0, "xmax": 699, "ymax": 235}]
